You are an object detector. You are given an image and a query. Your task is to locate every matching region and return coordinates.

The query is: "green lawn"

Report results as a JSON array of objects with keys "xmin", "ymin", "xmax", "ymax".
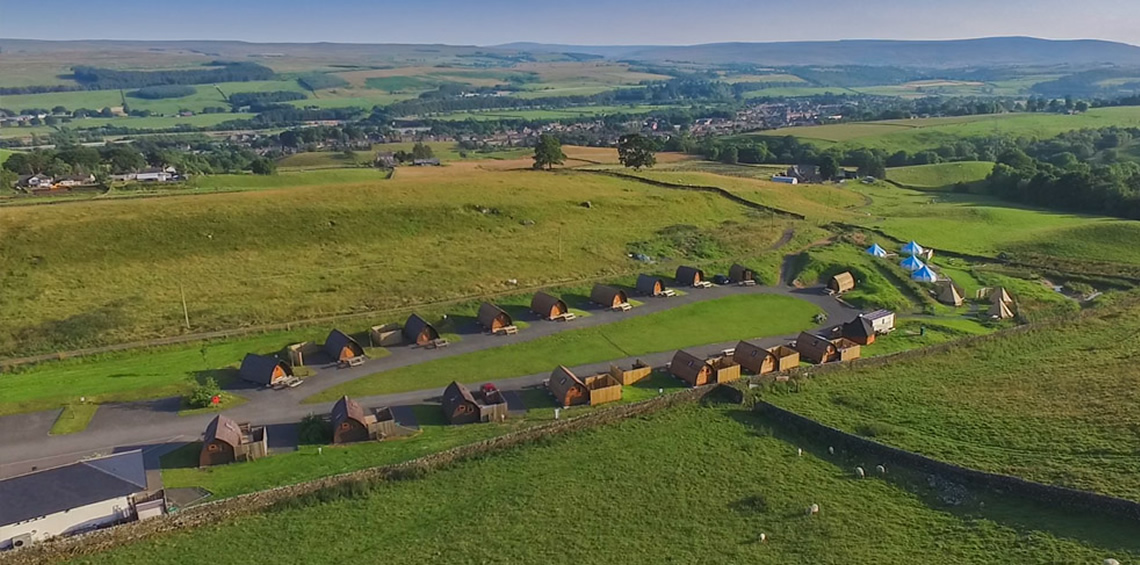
[
  {"xmin": 309, "ymin": 293, "xmax": 821, "ymax": 402},
  {"xmin": 792, "ymin": 242, "xmax": 917, "ymax": 312},
  {"xmin": 886, "ymin": 161, "xmax": 995, "ymax": 189},
  {"xmin": 769, "ymin": 297, "xmax": 1140, "ymax": 501},
  {"xmin": 48, "ymin": 403, "xmax": 99, "ymax": 435},
  {"xmin": 85, "ymin": 404, "xmax": 1140, "ymax": 564}
]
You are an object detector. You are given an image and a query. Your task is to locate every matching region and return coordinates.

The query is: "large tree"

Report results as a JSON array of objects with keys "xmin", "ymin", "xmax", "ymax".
[
  {"xmin": 617, "ymin": 134, "xmax": 657, "ymax": 170},
  {"xmin": 818, "ymin": 154, "xmax": 840, "ymax": 181},
  {"xmin": 532, "ymin": 134, "xmax": 566, "ymax": 170}
]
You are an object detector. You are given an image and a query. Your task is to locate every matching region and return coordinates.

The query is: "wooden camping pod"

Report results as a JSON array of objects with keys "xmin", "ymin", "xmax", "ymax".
[
  {"xmin": 590, "ymin": 284, "xmax": 629, "ymax": 309},
  {"xmin": 636, "ymin": 274, "xmax": 666, "ymax": 297},
  {"xmin": 323, "ymin": 329, "xmax": 365, "ymax": 362},
  {"xmin": 199, "ymin": 415, "xmax": 267, "ymax": 467},
  {"xmin": 610, "ymin": 360, "xmax": 653, "ymax": 385},
  {"xmin": 728, "ymin": 263, "xmax": 755, "ymax": 283},
  {"xmin": 841, "ymin": 317, "xmax": 876, "ymax": 346},
  {"xmin": 733, "ymin": 340, "xmax": 777, "ymax": 375},
  {"xmin": 531, "ymin": 291, "xmax": 568, "ymax": 320},
  {"xmin": 548, "ymin": 366, "xmax": 622, "ymax": 407},
  {"xmin": 331, "ymin": 396, "xmax": 397, "ymax": 444},
  {"xmin": 675, "ymin": 266, "xmax": 705, "ymax": 287},
  {"xmin": 829, "ymin": 272, "xmax": 855, "ymax": 294},
  {"xmin": 403, "ymin": 313, "xmax": 440, "ymax": 346},
  {"xmin": 795, "ymin": 331, "xmax": 838, "ymax": 364},
  {"xmin": 239, "ymin": 353, "xmax": 293, "ymax": 386},
  {"xmin": 477, "ymin": 302, "xmax": 513, "ymax": 332}
]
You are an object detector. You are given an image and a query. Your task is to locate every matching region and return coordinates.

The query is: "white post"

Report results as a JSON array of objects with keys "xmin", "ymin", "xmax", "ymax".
[{"xmin": 554, "ymin": 408, "xmax": 561, "ymax": 420}]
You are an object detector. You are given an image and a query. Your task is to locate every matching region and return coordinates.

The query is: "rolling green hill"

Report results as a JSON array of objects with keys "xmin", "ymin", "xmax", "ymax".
[{"xmin": 886, "ymin": 161, "xmax": 995, "ymax": 189}]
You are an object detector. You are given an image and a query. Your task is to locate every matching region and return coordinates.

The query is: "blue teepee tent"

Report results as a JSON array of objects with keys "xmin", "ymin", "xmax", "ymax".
[
  {"xmin": 866, "ymin": 244, "xmax": 888, "ymax": 258},
  {"xmin": 902, "ymin": 241, "xmax": 925, "ymax": 256},
  {"xmin": 912, "ymin": 265, "xmax": 938, "ymax": 283},
  {"xmin": 899, "ymin": 255, "xmax": 925, "ymax": 272}
]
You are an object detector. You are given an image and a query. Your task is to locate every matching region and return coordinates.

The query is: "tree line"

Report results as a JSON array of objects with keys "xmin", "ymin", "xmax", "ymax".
[{"xmin": 71, "ymin": 62, "xmax": 275, "ymax": 90}]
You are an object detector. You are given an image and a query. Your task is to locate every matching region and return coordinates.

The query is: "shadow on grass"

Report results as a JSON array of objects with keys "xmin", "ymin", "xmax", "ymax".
[
  {"xmin": 160, "ymin": 442, "xmax": 202, "ymax": 470},
  {"xmin": 725, "ymin": 407, "xmax": 1140, "ymax": 555}
]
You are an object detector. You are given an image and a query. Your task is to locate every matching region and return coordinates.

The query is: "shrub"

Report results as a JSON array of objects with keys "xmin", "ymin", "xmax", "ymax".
[
  {"xmin": 298, "ymin": 414, "xmax": 332, "ymax": 445},
  {"xmin": 187, "ymin": 377, "xmax": 221, "ymax": 408}
]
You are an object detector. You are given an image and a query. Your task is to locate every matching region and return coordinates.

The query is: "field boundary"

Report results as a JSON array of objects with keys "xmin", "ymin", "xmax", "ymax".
[
  {"xmin": 574, "ymin": 169, "xmax": 807, "ymax": 220},
  {"xmin": 754, "ymin": 400, "xmax": 1140, "ymax": 520},
  {"xmin": 0, "ymin": 384, "xmax": 728, "ymax": 565}
]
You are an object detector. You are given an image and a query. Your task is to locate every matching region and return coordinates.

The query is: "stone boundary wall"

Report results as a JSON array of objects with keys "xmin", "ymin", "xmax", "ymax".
[
  {"xmin": 754, "ymin": 400, "xmax": 1140, "ymax": 521},
  {"xmin": 577, "ymin": 169, "xmax": 807, "ymax": 220},
  {"xmin": 2, "ymin": 385, "xmax": 723, "ymax": 565}
]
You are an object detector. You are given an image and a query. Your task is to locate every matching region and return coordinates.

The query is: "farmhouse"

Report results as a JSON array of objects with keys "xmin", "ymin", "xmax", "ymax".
[
  {"xmin": 795, "ymin": 332, "xmax": 838, "ymax": 364},
  {"xmin": 733, "ymin": 340, "xmax": 778, "ymax": 375},
  {"xmin": 531, "ymin": 291, "xmax": 570, "ymax": 320},
  {"xmin": 829, "ymin": 271, "xmax": 855, "ymax": 294},
  {"xmin": 590, "ymin": 284, "xmax": 630, "ymax": 310},
  {"xmin": 675, "ymin": 266, "xmax": 705, "ymax": 287},
  {"xmin": 768, "ymin": 345, "xmax": 801, "ymax": 371},
  {"xmin": 786, "ymin": 164, "xmax": 821, "ymax": 183},
  {"xmin": 669, "ymin": 350, "xmax": 741, "ymax": 387},
  {"xmin": 16, "ymin": 174, "xmax": 53, "ymax": 191},
  {"xmin": 369, "ymin": 323, "xmax": 404, "ymax": 347},
  {"xmin": 636, "ymin": 274, "xmax": 670, "ymax": 297},
  {"xmin": 841, "ymin": 316, "xmax": 876, "ymax": 345},
  {"xmin": 728, "ymin": 264, "xmax": 756, "ymax": 285},
  {"xmin": 861, "ymin": 309, "xmax": 895, "ymax": 334},
  {"xmin": 441, "ymin": 381, "xmax": 509, "ymax": 425},
  {"xmin": 199, "ymin": 415, "xmax": 268, "ymax": 467},
  {"xmin": 0, "ymin": 450, "xmax": 160, "ymax": 550},
  {"xmin": 331, "ymin": 396, "xmax": 397, "ymax": 444},
  {"xmin": 609, "ymin": 360, "xmax": 653, "ymax": 385},
  {"xmin": 54, "ymin": 174, "xmax": 95, "ymax": 188},
  {"xmin": 547, "ymin": 366, "xmax": 623, "ymax": 407},
  {"xmin": 135, "ymin": 167, "xmax": 175, "ymax": 182},
  {"xmin": 937, "ymin": 281, "xmax": 965, "ymax": 306},
  {"xmin": 403, "ymin": 313, "xmax": 441, "ymax": 346},
  {"xmin": 477, "ymin": 302, "xmax": 515, "ymax": 333},
  {"xmin": 323, "ymin": 329, "xmax": 365, "ymax": 363},
  {"xmin": 238, "ymin": 353, "xmax": 294, "ymax": 387}
]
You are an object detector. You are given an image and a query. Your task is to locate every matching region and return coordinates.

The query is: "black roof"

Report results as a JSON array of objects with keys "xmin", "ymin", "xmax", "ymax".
[
  {"xmin": 675, "ymin": 266, "xmax": 704, "ymax": 283},
  {"xmin": 636, "ymin": 274, "xmax": 665, "ymax": 295},
  {"xmin": 403, "ymin": 313, "xmax": 439, "ymax": 341},
  {"xmin": 239, "ymin": 353, "xmax": 291, "ymax": 385},
  {"xmin": 323, "ymin": 329, "xmax": 363, "ymax": 358},
  {"xmin": 0, "ymin": 450, "xmax": 148, "ymax": 526},
  {"xmin": 843, "ymin": 316, "xmax": 875, "ymax": 339}
]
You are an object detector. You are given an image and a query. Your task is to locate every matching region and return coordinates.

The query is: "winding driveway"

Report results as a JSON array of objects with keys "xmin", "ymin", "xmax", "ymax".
[{"xmin": 0, "ymin": 283, "xmax": 855, "ymax": 479}]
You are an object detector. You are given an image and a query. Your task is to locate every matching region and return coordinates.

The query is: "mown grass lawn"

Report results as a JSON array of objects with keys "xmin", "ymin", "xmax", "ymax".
[
  {"xmin": 90, "ymin": 404, "xmax": 1140, "ymax": 565},
  {"xmin": 309, "ymin": 293, "xmax": 821, "ymax": 402},
  {"xmin": 767, "ymin": 297, "xmax": 1140, "ymax": 501},
  {"xmin": 48, "ymin": 403, "xmax": 99, "ymax": 435}
]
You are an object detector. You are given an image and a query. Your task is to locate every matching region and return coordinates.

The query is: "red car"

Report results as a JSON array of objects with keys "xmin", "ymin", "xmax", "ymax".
[{"xmin": 480, "ymin": 383, "xmax": 498, "ymax": 395}]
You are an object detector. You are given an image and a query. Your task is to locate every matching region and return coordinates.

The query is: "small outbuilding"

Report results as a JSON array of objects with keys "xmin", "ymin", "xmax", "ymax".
[
  {"xmin": 861, "ymin": 310, "xmax": 895, "ymax": 334},
  {"xmin": 477, "ymin": 302, "xmax": 515, "ymax": 334},
  {"xmin": 937, "ymin": 281, "xmax": 965, "ymax": 306},
  {"xmin": 669, "ymin": 350, "xmax": 741, "ymax": 387},
  {"xmin": 403, "ymin": 313, "xmax": 441, "ymax": 346},
  {"xmin": 239, "ymin": 353, "xmax": 294, "ymax": 386},
  {"xmin": 199, "ymin": 415, "xmax": 267, "ymax": 467},
  {"xmin": 284, "ymin": 341, "xmax": 321, "ymax": 367},
  {"xmin": 829, "ymin": 271, "xmax": 855, "ymax": 294},
  {"xmin": 609, "ymin": 360, "xmax": 653, "ymax": 385},
  {"xmin": 441, "ymin": 381, "xmax": 509, "ymax": 425},
  {"xmin": 590, "ymin": 284, "xmax": 630, "ymax": 310},
  {"xmin": 675, "ymin": 266, "xmax": 705, "ymax": 287},
  {"xmin": 369, "ymin": 323, "xmax": 405, "ymax": 347},
  {"xmin": 547, "ymin": 366, "xmax": 622, "ymax": 407},
  {"xmin": 636, "ymin": 274, "xmax": 668, "ymax": 297},
  {"xmin": 795, "ymin": 332, "xmax": 839, "ymax": 364},
  {"xmin": 768, "ymin": 345, "xmax": 801, "ymax": 371},
  {"xmin": 833, "ymin": 337, "xmax": 862, "ymax": 362},
  {"xmin": 331, "ymin": 395, "xmax": 397, "ymax": 444},
  {"xmin": 531, "ymin": 291, "xmax": 570, "ymax": 320},
  {"xmin": 733, "ymin": 340, "xmax": 778, "ymax": 375},
  {"xmin": 728, "ymin": 264, "xmax": 757, "ymax": 285},
  {"xmin": 323, "ymin": 330, "xmax": 365, "ymax": 363},
  {"xmin": 989, "ymin": 300, "xmax": 1015, "ymax": 320},
  {"xmin": 841, "ymin": 317, "xmax": 876, "ymax": 346}
]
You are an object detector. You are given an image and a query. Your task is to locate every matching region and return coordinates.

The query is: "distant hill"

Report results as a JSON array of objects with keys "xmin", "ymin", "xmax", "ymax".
[{"xmin": 498, "ymin": 37, "xmax": 1140, "ymax": 68}]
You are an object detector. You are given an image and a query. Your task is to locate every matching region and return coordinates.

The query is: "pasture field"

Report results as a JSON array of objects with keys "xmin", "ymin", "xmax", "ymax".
[
  {"xmin": 743, "ymin": 86, "xmax": 859, "ymax": 98},
  {"xmin": 0, "ymin": 113, "xmax": 250, "ymax": 139},
  {"xmin": 0, "ymin": 80, "xmax": 309, "ymax": 116},
  {"xmin": 753, "ymin": 107, "xmax": 1140, "ymax": 152},
  {"xmin": 0, "ymin": 160, "xmax": 796, "ymax": 356},
  {"xmin": 82, "ymin": 403, "xmax": 1140, "ymax": 565},
  {"xmin": 307, "ymin": 293, "xmax": 821, "ymax": 402},
  {"xmin": 885, "ymin": 161, "xmax": 995, "ymax": 189},
  {"xmin": 424, "ymin": 104, "xmax": 662, "ymax": 121},
  {"xmin": 769, "ymin": 296, "xmax": 1140, "ymax": 501}
]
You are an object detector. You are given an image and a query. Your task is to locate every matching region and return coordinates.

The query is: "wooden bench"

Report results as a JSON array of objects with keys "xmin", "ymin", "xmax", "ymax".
[
  {"xmin": 694, "ymin": 281, "xmax": 713, "ymax": 289},
  {"xmin": 344, "ymin": 356, "xmax": 365, "ymax": 368},
  {"xmin": 615, "ymin": 303, "xmax": 633, "ymax": 312},
  {"xmin": 498, "ymin": 325, "xmax": 519, "ymax": 335},
  {"xmin": 430, "ymin": 338, "xmax": 450, "ymax": 349},
  {"xmin": 559, "ymin": 312, "xmax": 577, "ymax": 322},
  {"xmin": 662, "ymin": 289, "xmax": 677, "ymax": 297},
  {"xmin": 738, "ymin": 280, "xmax": 757, "ymax": 287}
]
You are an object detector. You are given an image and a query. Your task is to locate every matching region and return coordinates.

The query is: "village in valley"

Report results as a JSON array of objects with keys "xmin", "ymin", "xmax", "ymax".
[{"xmin": 4, "ymin": 16, "xmax": 1140, "ymax": 565}]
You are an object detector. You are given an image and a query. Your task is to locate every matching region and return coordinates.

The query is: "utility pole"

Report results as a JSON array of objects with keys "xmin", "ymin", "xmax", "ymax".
[
  {"xmin": 558, "ymin": 226, "xmax": 563, "ymax": 261},
  {"xmin": 179, "ymin": 283, "xmax": 190, "ymax": 329}
]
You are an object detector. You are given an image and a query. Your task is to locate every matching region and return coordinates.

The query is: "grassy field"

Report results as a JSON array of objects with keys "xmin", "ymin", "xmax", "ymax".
[
  {"xmin": 752, "ymin": 107, "xmax": 1140, "ymax": 152},
  {"xmin": 0, "ymin": 113, "xmax": 250, "ymax": 139},
  {"xmin": 0, "ymin": 148, "xmax": 14, "ymax": 164},
  {"xmin": 309, "ymin": 293, "xmax": 820, "ymax": 401},
  {"xmin": 886, "ymin": 161, "xmax": 995, "ymax": 189},
  {"xmin": 425, "ymin": 104, "xmax": 662, "ymax": 121},
  {"xmin": 791, "ymin": 242, "xmax": 918, "ymax": 312},
  {"xmin": 0, "ymin": 158, "xmax": 796, "ymax": 356},
  {"xmin": 769, "ymin": 296, "xmax": 1140, "ymax": 502},
  {"xmin": 48, "ymin": 403, "xmax": 99, "ymax": 435},
  {"xmin": 82, "ymin": 403, "xmax": 1140, "ymax": 564}
]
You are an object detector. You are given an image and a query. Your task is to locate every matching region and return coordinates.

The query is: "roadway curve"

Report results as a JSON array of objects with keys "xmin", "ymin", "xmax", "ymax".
[{"xmin": 0, "ymin": 283, "xmax": 855, "ymax": 479}]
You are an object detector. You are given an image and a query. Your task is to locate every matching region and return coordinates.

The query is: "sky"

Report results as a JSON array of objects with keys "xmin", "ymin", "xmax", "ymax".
[{"xmin": 2, "ymin": 0, "xmax": 1139, "ymax": 46}]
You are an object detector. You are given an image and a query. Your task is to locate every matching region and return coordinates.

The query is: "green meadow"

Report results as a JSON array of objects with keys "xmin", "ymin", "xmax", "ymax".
[{"xmin": 886, "ymin": 161, "xmax": 995, "ymax": 188}]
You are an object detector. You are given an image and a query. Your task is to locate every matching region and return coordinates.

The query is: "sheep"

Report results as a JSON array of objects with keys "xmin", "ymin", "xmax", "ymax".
[
  {"xmin": 876, "ymin": 464, "xmax": 886, "ymax": 475},
  {"xmin": 854, "ymin": 466, "xmax": 865, "ymax": 479},
  {"xmin": 1104, "ymin": 559, "xmax": 1120, "ymax": 565},
  {"xmin": 807, "ymin": 503, "xmax": 820, "ymax": 516},
  {"xmin": 797, "ymin": 448, "xmax": 803, "ymax": 457},
  {"xmin": 828, "ymin": 446, "xmax": 835, "ymax": 455},
  {"xmin": 759, "ymin": 533, "xmax": 767, "ymax": 543}
]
